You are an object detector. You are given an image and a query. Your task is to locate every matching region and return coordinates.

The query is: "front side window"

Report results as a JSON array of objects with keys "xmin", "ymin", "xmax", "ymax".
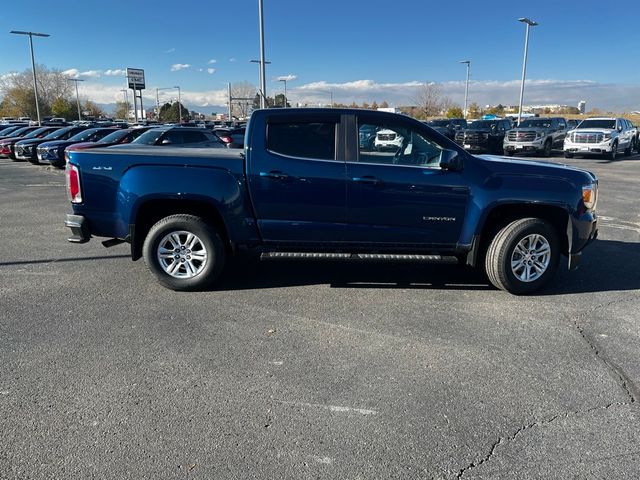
[
  {"xmin": 267, "ymin": 121, "xmax": 336, "ymax": 160},
  {"xmin": 359, "ymin": 119, "xmax": 443, "ymax": 168}
]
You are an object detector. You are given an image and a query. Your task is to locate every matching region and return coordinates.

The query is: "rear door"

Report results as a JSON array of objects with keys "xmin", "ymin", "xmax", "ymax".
[
  {"xmin": 344, "ymin": 114, "xmax": 469, "ymax": 246},
  {"xmin": 247, "ymin": 112, "xmax": 347, "ymax": 244}
]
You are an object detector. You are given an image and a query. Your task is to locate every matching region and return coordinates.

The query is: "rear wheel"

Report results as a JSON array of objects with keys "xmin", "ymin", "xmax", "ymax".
[
  {"xmin": 142, "ymin": 214, "xmax": 226, "ymax": 291},
  {"xmin": 484, "ymin": 218, "xmax": 560, "ymax": 294}
]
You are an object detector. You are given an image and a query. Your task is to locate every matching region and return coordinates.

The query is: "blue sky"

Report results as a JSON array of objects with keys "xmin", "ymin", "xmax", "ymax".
[{"xmin": 2, "ymin": 0, "xmax": 640, "ymax": 112}]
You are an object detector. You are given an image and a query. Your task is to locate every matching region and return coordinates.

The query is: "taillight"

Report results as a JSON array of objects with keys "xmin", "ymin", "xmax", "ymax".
[
  {"xmin": 219, "ymin": 135, "xmax": 232, "ymax": 143},
  {"xmin": 0, "ymin": 143, "xmax": 9, "ymax": 154},
  {"xmin": 66, "ymin": 164, "xmax": 82, "ymax": 203}
]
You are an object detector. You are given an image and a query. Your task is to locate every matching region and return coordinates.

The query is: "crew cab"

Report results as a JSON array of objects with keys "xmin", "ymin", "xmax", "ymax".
[
  {"xmin": 455, "ymin": 119, "xmax": 511, "ymax": 154},
  {"xmin": 504, "ymin": 117, "xmax": 568, "ymax": 157},
  {"xmin": 65, "ymin": 109, "xmax": 598, "ymax": 295},
  {"xmin": 564, "ymin": 117, "xmax": 635, "ymax": 160}
]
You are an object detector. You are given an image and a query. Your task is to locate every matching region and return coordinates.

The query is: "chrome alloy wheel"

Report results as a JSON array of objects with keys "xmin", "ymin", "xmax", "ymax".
[
  {"xmin": 510, "ymin": 234, "xmax": 551, "ymax": 283},
  {"xmin": 157, "ymin": 230, "xmax": 208, "ymax": 278}
]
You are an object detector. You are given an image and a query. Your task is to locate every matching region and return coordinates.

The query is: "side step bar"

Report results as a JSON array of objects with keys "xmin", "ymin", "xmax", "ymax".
[{"xmin": 260, "ymin": 252, "xmax": 457, "ymax": 263}]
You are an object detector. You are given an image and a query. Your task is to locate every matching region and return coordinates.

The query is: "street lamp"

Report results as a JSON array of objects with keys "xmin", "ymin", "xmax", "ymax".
[
  {"xmin": 459, "ymin": 60, "xmax": 471, "ymax": 118},
  {"xmin": 250, "ymin": 59, "xmax": 271, "ymax": 108},
  {"xmin": 175, "ymin": 86, "xmax": 182, "ymax": 123},
  {"xmin": 67, "ymin": 78, "xmax": 84, "ymax": 121},
  {"xmin": 517, "ymin": 17, "xmax": 538, "ymax": 126},
  {"xmin": 120, "ymin": 89, "xmax": 130, "ymax": 120},
  {"xmin": 10, "ymin": 30, "xmax": 50, "ymax": 126},
  {"xmin": 277, "ymin": 77, "xmax": 295, "ymax": 108},
  {"xmin": 257, "ymin": 0, "xmax": 267, "ymax": 109}
]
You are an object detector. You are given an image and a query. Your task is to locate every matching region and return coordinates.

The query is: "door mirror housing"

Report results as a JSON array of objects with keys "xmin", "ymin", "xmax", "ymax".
[{"xmin": 440, "ymin": 149, "xmax": 463, "ymax": 171}]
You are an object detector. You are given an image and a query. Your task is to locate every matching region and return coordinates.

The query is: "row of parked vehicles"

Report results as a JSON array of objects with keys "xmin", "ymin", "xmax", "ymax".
[
  {"xmin": 420, "ymin": 116, "xmax": 639, "ymax": 160},
  {"xmin": 0, "ymin": 121, "xmax": 246, "ymax": 168}
]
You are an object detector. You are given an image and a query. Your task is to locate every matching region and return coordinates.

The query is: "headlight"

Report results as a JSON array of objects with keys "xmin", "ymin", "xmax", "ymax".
[
  {"xmin": 536, "ymin": 132, "xmax": 544, "ymax": 139},
  {"xmin": 582, "ymin": 184, "xmax": 598, "ymax": 210},
  {"xmin": 603, "ymin": 133, "xmax": 612, "ymax": 140}
]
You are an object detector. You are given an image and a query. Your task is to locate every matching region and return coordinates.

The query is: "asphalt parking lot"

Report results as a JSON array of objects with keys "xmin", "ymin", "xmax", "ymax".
[{"xmin": 1, "ymin": 153, "xmax": 639, "ymax": 479}]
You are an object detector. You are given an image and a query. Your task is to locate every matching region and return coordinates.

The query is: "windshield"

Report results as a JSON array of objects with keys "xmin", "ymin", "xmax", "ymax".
[
  {"xmin": 0, "ymin": 126, "xmax": 20, "ymax": 136},
  {"xmin": 68, "ymin": 128, "xmax": 103, "ymax": 142},
  {"xmin": 9, "ymin": 127, "xmax": 32, "ymax": 137},
  {"xmin": 44, "ymin": 127, "xmax": 76, "ymax": 140},
  {"xmin": 577, "ymin": 119, "xmax": 616, "ymax": 129},
  {"xmin": 97, "ymin": 129, "xmax": 129, "ymax": 144},
  {"xmin": 520, "ymin": 119, "xmax": 552, "ymax": 128},
  {"xmin": 23, "ymin": 127, "xmax": 52, "ymax": 139},
  {"xmin": 468, "ymin": 121, "xmax": 497, "ymax": 130},
  {"xmin": 132, "ymin": 129, "xmax": 164, "ymax": 145}
]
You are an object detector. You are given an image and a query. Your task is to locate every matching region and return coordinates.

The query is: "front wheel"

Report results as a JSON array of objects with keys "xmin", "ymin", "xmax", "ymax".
[
  {"xmin": 624, "ymin": 141, "xmax": 632, "ymax": 156},
  {"xmin": 484, "ymin": 218, "xmax": 560, "ymax": 294},
  {"xmin": 142, "ymin": 214, "xmax": 226, "ymax": 291},
  {"xmin": 606, "ymin": 142, "xmax": 617, "ymax": 160},
  {"xmin": 564, "ymin": 151, "xmax": 573, "ymax": 158},
  {"xmin": 542, "ymin": 140, "xmax": 552, "ymax": 157}
]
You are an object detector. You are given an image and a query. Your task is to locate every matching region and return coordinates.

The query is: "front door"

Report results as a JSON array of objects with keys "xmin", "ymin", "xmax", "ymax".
[
  {"xmin": 345, "ymin": 114, "xmax": 470, "ymax": 247},
  {"xmin": 247, "ymin": 112, "xmax": 347, "ymax": 244}
]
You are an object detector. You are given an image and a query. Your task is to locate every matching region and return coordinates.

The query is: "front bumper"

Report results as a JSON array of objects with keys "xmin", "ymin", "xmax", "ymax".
[
  {"xmin": 64, "ymin": 214, "xmax": 91, "ymax": 243},
  {"xmin": 37, "ymin": 147, "xmax": 63, "ymax": 164},
  {"xmin": 504, "ymin": 139, "xmax": 544, "ymax": 152},
  {"xmin": 564, "ymin": 141, "xmax": 613, "ymax": 154}
]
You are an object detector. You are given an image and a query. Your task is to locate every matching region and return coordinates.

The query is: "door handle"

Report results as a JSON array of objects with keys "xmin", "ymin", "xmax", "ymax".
[
  {"xmin": 352, "ymin": 176, "xmax": 380, "ymax": 185},
  {"xmin": 260, "ymin": 170, "xmax": 289, "ymax": 180}
]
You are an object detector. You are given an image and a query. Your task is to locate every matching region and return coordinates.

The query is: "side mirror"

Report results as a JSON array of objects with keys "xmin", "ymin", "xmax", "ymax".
[
  {"xmin": 439, "ymin": 149, "xmax": 463, "ymax": 171},
  {"xmin": 617, "ymin": 126, "xmax": 623, "ymax": 132}
]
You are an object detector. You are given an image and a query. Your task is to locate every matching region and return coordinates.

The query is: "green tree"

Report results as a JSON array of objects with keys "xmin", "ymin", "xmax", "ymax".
[
  {"xmin": 51, "ymin": 97, "xmax": 77, "ymax": 121},
  {"xmin": 446, "ymin": 106, "xmax": 464, "ymax": 118},
  {"xmin": 158, "ymin": 101, "xmax": 190, "ymax": 122},
  {"xmin": 467, "ymin": 102, "xmax": 482, "ymax": 119},
  {"xmin": 274, "ymin": 93, "xmax": 289, "ymax": 108}
]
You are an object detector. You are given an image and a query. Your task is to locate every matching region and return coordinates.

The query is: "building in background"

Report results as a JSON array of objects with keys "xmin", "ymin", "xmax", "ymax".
[{"xmin": 578, "ymin": 101, "xmax": 586, "ymax": 114}]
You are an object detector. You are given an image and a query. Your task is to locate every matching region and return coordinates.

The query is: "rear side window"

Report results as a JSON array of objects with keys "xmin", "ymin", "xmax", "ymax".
[
  {"xmin": 183, "ymin": 131, "xmax": 207, "ymax": 143},
  {"xmin": 267, "ymin": 121, "xmax": 336, "ymax": 160}
]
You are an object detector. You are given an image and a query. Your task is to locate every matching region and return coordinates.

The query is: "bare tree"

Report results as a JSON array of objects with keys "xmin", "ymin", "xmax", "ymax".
[
  {"xmin": 412, "ymin": 82, "xmax": 457, "ymax": 119},
  {"xmin": 230, "ymin": 81, "xmax": 257, "ymax": 119}
]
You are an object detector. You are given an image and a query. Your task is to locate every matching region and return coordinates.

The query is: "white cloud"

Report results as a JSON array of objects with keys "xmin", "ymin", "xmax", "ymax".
[
  {"xmin": 276, "ymin": 74, "xmax": 298, "ymax": 82},
  {"xmin": 170, "ymin": 63, "xmax": 191, "ymax": 72},
  {"xmin": 80, "ymin": 70, "xmax": 101, "ymax": 78},
  {"xmin": 207, "ymin": 59, "xmax": 217, "ymax": 64},
  {"xmin": 164, "ymin": 48, "xmax": 176, "ymax": 54},
  {"xmin": 228, "ymin": 58, "xmax": 236, "ymax": 62},
  {"xmin": 63, "ymin": 68, "xmax": 80, "ymax": 78},
  {"xmin": 207, "ymin": 68, "xmax": 216, "ymax": 74},
  {"xmin": 104, "ymin": 69, "xmax": 126, "ymax": 76}
]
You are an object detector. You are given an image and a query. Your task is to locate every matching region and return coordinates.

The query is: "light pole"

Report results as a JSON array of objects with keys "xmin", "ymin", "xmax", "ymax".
[
  {"xmin": 67, "ymin": 78, "xmax": 84, "ymax": 121},
  {"xmin": 250, "ymin": 59, "xmax": 271, "ymax": 107},
  {"xmin": 459, "ymin": 60, "xmax": 471, "ymax": 118},
  {"xmin": 120, "ymin": 89, "xmax": 130, "ymax": 120},
  {"xmin": 278, "ymin": 78, "xmax": 288, "ymax": 107},
  {"xmin": 10, "ymin": 30, "xmax": 50, "ymax": 126},
  {"xmin": 175, "ymin": 86, "xmax": 182, "ymax": 123},
  {"xmin": 517, "ymin": 17, "xmax": 538, "ymax": 126},
  {"xmin": 258, "ymin": 0, "xmax": 267, "ymax": 109}
]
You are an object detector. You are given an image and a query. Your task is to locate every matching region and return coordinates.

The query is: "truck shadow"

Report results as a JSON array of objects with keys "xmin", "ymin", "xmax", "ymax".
[{"xmin": 216, "ymin": 239, "xmax": 640, "ymax": 295}]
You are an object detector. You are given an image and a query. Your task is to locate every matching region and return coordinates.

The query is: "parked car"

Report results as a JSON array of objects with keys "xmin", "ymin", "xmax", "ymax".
[
  {"xmin": 426, "ymin": 119, "xmax": 467, "ymax": 140},
  {"xmin": 65, "ymin": 108, "xmax": 598, "ymax": 295},
  {"xmin": 455, "ymin": 119, "xmax": 511, "ymax": 154},
  {"xmin": 37, "ymin": 127, "xmax": 117, "ymax": 167},
  {"xmin": 125, "ymin": 126, "xmax": 225, "ymax": 148},
  {"xmin": 13, "ymin": 127, "xmax": 68, "ymax": 161},
  {"xmin": 27, "ymin": 126, "xmax": 91, "ymax": 164},
  {"xmin": 66, "ymin": 127, "xmax": 153, "ymax": 151},
  {"xmin": 358, "ymin": 124, "xmax": 378, "ymax": 151},
  {"xmin": 374, "ymin": 128, "xmax": 404, "ymax": 150},
  {"xmin": 0, "ymin": 124, "xmax": 28, "ymax": 138},
  {"xmin": 0, "ymin": 126, "xmax": 44, "ymax": 158},
  {"xmin": 566, "ymin": 119, "xmax": 581, "ymax": 129},
  {"xmin": 213, "ymin": 127, "xmax": 246, "ymax": 148},
  {"xmin": 503, "ymin": 117, "xmax": 568, "ymax": 157},
  {"xmin": 564, "ymin": 117, "xmax": 636, "ymax": 160}
]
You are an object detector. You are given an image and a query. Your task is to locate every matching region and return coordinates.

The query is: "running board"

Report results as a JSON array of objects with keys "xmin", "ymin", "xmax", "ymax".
[{"xmin": 260, "ymin": 252, "xmax": 457, "ymax": 263}]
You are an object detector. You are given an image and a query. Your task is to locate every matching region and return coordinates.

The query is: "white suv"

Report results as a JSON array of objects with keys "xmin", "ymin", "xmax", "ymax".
[
  {"xmin": 564, "ymin": 117, "xmax": 635, "ymax": 160},
  {"xmin": 374, "ymin": 129, "xmax": 404, "ymax": 150}
]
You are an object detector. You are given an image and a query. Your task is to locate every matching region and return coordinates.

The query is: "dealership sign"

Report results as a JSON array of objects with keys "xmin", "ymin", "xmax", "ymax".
[{"xmin": 127, "ymin": 68, "xmax": 145, "ymax": 90}]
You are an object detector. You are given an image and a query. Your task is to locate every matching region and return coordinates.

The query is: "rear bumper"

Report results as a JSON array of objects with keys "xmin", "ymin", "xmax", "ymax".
[{"xmin": 64, "ymin": 214, "xmax": 91, "ymax": 243}]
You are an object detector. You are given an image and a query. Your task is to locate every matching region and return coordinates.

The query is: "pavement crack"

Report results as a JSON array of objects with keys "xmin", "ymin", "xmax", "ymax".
[
  {"xmin": 456, "ymin": 402, "xmax": 632, "ymax": 478},
  {"xmin": 571, "ymin": 295, "xmax": 640, "ymax": 404}
]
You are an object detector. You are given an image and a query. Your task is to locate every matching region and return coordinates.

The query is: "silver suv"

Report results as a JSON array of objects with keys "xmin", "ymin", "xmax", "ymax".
[
  {"xmin": 564, "ymin": 117, "xmax": 636, "ymax": 160},
  {"xmin": 504, "ymin": 117, "xmax": 567, "ymax": 157}
]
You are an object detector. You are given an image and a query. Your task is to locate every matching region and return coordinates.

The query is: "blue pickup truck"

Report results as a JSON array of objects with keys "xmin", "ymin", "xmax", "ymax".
[{"xmin": 64, "ymin": 109, "xmax": 598, "ymax": 294}]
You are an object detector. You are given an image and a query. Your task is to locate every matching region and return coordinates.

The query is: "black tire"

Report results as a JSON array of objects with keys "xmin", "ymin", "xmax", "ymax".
[
  {"xmin": 606, "ymin": 142, "xmax": 617, "ymax": 161},
  {"xmin": 484, "ymin": 218, "xmax": 560, "ymax": 294},
  {"xmin": 505, "ymin": 150, "xmax": 514, "ymax": 157},
  {"xmin": 564, "ymin": 151, "xmax": 573, "ymax": 158},
  {"xmin": 142, "ymin": 214, "xmax": 226, "ymax": 291},
  {"xmin": 542, "ymin": 140, "xmax": 552, "ymax": 157},
  {"xmin": 624, "ymin": 142, "xmax": 632, "ymax": 157}
]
